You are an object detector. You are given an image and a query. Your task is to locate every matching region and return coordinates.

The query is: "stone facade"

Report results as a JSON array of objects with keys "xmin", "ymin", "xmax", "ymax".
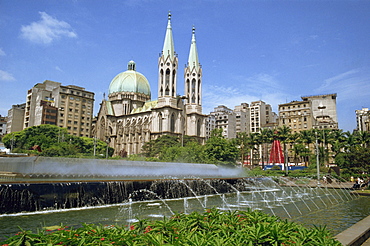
[
  {"xmin": 0, "ymin": 115, "xmax": 7, "ymax": 137},
  {"xmin": 278, "ymin": 93, "xmax": 338, "ymax": 132},
  {"xmin": 6, "ymin": 104, "xmax": 25, "ymax": 134},
  {"xmin": 206, "ymin": 101, "xmax": 277, "ymax": 139},
  {"xmin": 356, "ymin": 107, "xmax": 370, "ymax": 132},
  {"xmin": 23, "ymin": 80, "xmax": 94, "ymax": 137},
  {"xmin": 92, "ymin": 14, "xmax": 206, "ymax": 156}
]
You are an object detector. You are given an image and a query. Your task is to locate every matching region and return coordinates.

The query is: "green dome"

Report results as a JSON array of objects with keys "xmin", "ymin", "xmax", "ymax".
[{"xmin": 108, "ymin": 61, "xmax": 151, "ymax": 96}]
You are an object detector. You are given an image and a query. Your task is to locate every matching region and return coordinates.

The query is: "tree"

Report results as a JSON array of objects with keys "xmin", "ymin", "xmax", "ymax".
[
  {"xmin": 159, "ymin": 141, "xmax": 206, "ymax": 163},
  {"xmin": 235, "ymin": 132, "xmax": 251, "ymax": 165},
  {"xmin": 204, "ymin": 129, "xmax": 238, "ymax": 164},
  {"xmin": 298, "ymin": 130, "xmax": 315, "ymax": 165},
  {"xmin": 2, "ymin": 125, "xmax": 110, "ymax": 157},
  {"xmin": 259, "ymin": 128, "xmax": 273, "ymax": 169},
  {"xmin": 354, "ymin": 131, "xmax": 370, "ymax": 148},
  {"xmin": 142, "ymin": 135, "xmax": 180, "ymax": 158},
  {"xmin": 337, "ymin": 146, "xmax": 370, "ymax": 175},
  {"xmin": 248, "ymin": 132, "xmax": 261, "ymax": 166},
  {"xmin": 275, "ymin": 125, "xmax": 291, "ymax": 175}
]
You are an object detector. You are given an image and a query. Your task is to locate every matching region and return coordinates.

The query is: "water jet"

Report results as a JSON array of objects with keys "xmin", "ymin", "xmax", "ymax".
[{"xmin": 0, "ymin": 156, "xmax": 369, "ymax": 240}]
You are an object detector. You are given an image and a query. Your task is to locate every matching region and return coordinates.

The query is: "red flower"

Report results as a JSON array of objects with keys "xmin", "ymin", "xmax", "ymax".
[
  {"xmin": 100, "ymin": 238, "xmax": 105, "ymax": 241},
  {"xmin": 144, "ymin": 226, "xmax": 152, "ymax": 233},
  {"xmin": 129, "ymin": 225, "xmax": 135, "ymax": 230}
]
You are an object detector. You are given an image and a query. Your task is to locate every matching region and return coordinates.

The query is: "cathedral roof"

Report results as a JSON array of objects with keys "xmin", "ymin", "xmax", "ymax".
[
  {"xmin": 131, "ymin": 100, "xmax": 158, "ymax": 114},
  {"xmin": 108, "ymin": 60, "xmax": 151, "ymax": 96}
]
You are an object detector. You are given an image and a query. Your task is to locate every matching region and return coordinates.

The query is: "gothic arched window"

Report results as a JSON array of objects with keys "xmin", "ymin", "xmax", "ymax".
[
  {"xmin": 165, "ymin": 69, "xmax": 170, "ymax": 95},
  {"xmin": 191, "ymin": 79, "xmax": 196, "ymax": 103},
  {"xmin": 158, "ymin": 113, "xmax": 163, "ymax": 132},
  {"xmin": 197, "ymin": 119, "xmax": 201, "ymax": 136},
  {"xmin": 170, "ymin": 113, "xmax": 176, "ymax": 133}
]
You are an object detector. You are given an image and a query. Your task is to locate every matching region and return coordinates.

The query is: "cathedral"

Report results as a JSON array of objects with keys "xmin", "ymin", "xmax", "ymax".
[{"xmin": 92, "ymin": 13, "xmax": 206, "ymax": 156}]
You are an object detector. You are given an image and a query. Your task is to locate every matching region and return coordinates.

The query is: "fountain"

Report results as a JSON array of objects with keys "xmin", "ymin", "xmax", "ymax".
[{"xmin": 0, "ymin": 156, "xmax": 369, "ymax": 241}]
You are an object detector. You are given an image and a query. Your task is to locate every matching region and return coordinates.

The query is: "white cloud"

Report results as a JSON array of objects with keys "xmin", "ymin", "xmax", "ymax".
[
  {"xmin": 202, "ymin": 73, "xmax": 289, "ymax": 114},
  {"xmin": 316, "ymin": 68, "xmax": 370, "ymax": 101},
  {"xmin": 0, "ymin": 48, "xmax": 5, "ymax": 56},
  {"xmin": 20, "ymin": 12, "xmax": 77, "ymax": 44},
  {"xmin": 0, "ymin": 70, "xmax": 16, "ymax": 81},
  {"xmin": 55, "ymin": 66, "xmax": 63, "ymax": 72}
]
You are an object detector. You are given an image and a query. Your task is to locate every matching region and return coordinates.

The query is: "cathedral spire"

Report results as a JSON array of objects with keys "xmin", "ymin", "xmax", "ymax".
[
  {"xmin": 188, "ymin": 26, "xmax": 200, "ymax": 69},
  {"xmin": 162, "ymin": 11, "xmax": 175, "ymax": 60},
  {"xmin": 158, "ymin": 12, "xmax": 178, "ymax": 99},
  {"xmin": 184, "ymin": 25, "xmax": 202, "ymax": 109}
]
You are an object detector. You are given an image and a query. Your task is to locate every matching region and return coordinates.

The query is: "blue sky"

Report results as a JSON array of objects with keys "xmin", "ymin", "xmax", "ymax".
[{"xmin": 1, "ymin": 0, "xmax": 369, "ymax": 132}]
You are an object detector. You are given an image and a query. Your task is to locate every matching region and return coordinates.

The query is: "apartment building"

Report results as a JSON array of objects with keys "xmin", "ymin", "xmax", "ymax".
[
  {"xmin": 278, "ymin": 93, "xmax": 338, "ymax": 132},
  {"xmin": 209, "ymin": 105, "xmax": 236, "ymax": 139},
  {"xmin": 250, "ymin": 100, "xmax": 275, "ymax": 133},
  {"xmin": 206, "ymin": 101, "xmax": 277, "ymax": 140},
  {"xmin": 6, "ymin": 104, "xmax": 26, "ymax": 134},
  {"xmin": 278, "ymin": 100, "xmax": 313, "ymax": 133},
  {"xmin": 356, "ymin": 107, "xmax": 370, "ymax": 132},
  {"xmin": 0, "ymin": 115, "xmax": 7, "ymax": 137},
  {"xmin": 234, "ymin": 103, "xmax": 250, "ymax": 134},
  {"xmin": 24, "ymin": 80, "xmax": 94, "ymax": 137}
]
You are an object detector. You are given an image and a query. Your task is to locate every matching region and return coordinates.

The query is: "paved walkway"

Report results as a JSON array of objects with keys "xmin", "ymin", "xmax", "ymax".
[{"xmin": 281, "ymin": 178, "xmax": 354, "ymax": 189}]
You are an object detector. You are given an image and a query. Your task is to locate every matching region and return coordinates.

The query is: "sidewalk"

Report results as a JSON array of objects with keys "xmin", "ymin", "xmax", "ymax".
[{"xmin": 281, "ymin": 178, "xmax": 353, "ymax": 189}]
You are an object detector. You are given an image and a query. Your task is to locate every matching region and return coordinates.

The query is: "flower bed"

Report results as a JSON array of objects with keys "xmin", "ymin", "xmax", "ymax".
[{"xmin": 1, "ymin": 208, "xmax": 341, "ymax": 245}]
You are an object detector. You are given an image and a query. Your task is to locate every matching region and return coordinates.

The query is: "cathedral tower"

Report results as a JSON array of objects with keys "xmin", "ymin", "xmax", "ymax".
[
  {"xmin": 184, "ymin": 26, "xmax": 205, "ymax": 140},
  {"xmin": 184, "ymin": 26, "xmax": 202, "ymax": 114},
  {"xmin": 157, "ymin": 12, "xmax": 178, "ymax": 108}
]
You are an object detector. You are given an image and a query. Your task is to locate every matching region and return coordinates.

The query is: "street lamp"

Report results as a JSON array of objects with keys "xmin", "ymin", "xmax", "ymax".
[
  {"xmin": 93, "ymin": 135, "xmax": 97, "ymax": 156},
  {"xmin": 315, "ymin": 131, "xmax": 320, "ymax": 186},
  {"xmin": 179, "ymin": 96, "xmax": 188, "ymax": 147},
  {"xmin": 105, "ymin": 137, "xmax": 110, "ymax": 159}
]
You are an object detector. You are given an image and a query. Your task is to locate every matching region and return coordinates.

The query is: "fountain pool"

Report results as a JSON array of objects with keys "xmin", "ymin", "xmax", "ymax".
[
  {"xmin": 1, "ymin": 156, "xmax": 368, "ymax": 241},
  {"xmin": 1, "ymin": 182, "xmax": 368, "ymax": 241}
]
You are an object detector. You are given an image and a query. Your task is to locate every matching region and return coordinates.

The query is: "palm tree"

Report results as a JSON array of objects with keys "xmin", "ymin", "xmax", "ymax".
[
  {"xmin": 354, "ymin": 131, "xmax": 370, "ymax": 148},
  {"xmin": 275, "ymin": 125, "xmax": 292, "ymax": 175},
  {"xmin": 249, "ymin": 132, "xmax": 261, "ymax": 166},
  {"xmin": 259, "ymin": 128, "xmax": 273, "ymax": 169},
  {"xmin": 299, "ymin": 130, "xmax": 315, "ymax": 165},
  {"xmin": 289, "ymin": 132, "xmax": 301, "ymax": 165},
  {"xmin": 343, "ymin": 131, "xmax": 358, "ymax": 152},
  {"xmin": 327, "ymin": 129, "xmax": 346, "ymax": 164},
  {"xmin": 236, "ymin": 132, "xmax": 250, "ymax": 165}
]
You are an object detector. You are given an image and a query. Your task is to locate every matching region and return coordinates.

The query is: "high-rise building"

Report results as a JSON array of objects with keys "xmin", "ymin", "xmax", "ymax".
[
  {"xmin": 209, "ymin": 105, "xmax": 236, "ymax": 139},
  {"xmin": 302, "ymin": 94, "xmax": 338, "ymax": 130},
  {"xmin": 92, "ymin": 13, "xmax": 207, "ymax": 156},
  {"xmin": 249, "ymin": 100, "xmax": 275, "ymax": 133},
  {"xmin": 356, "ymin": 107, "xmax": 370, "ymax": 132},
  {"xmin": 206, "ymin": 101, "xmax": 277, "ymax": 140},
  {"xmin": 278, "ymin": 93, "xmax": 338, "ymax": 132},
  {"xmin": 234, "ymin": 103, "xmax": 250, "ymax": 134},
  {"xmin": 0, "ymin": 115, "xmax": 7, "ymax": 137},
  {"xmin": 278, "ymin": 100, "xmax": 313, "ymax": 133},
  {"xmin": 24, "ymin": 80, "xmax": 94, "ymax": 137},
  {"xmin": 6, "ymin": 104, "xmax": 26, "ymax": 134}
]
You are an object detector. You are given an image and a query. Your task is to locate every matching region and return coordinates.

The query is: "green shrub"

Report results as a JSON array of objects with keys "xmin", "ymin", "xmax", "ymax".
[{"xmin": 1, "ymin": 209, "xmax": 341, "ymax": 245}]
